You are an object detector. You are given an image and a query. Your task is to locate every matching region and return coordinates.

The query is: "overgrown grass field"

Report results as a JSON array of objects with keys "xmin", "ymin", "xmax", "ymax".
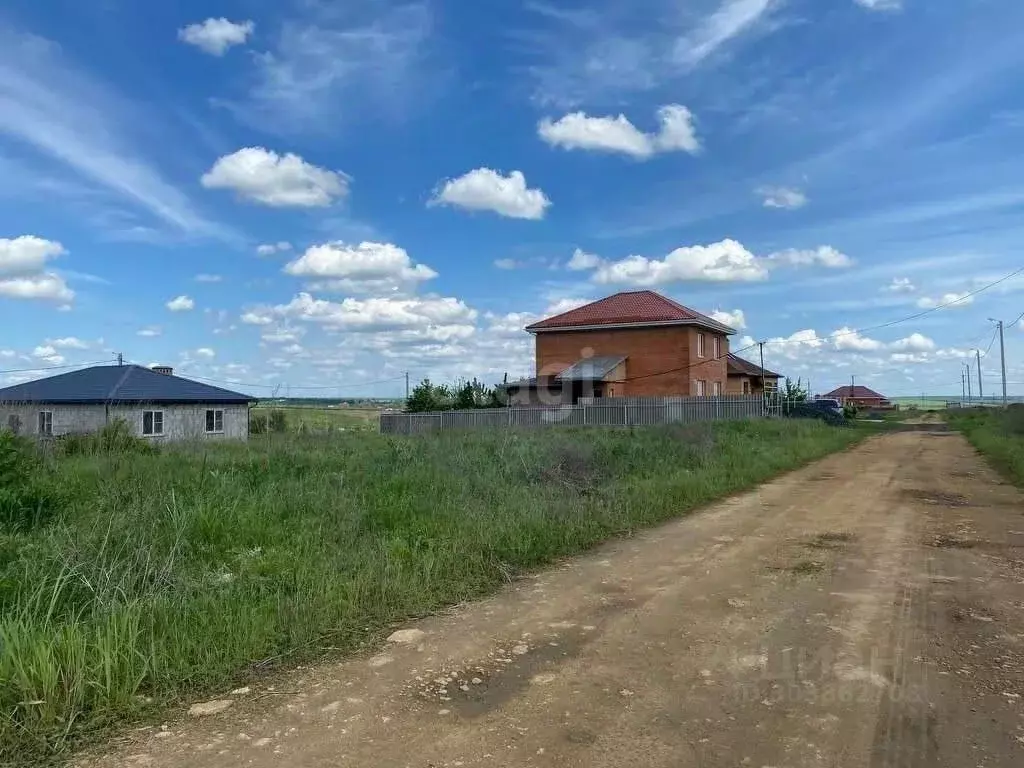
[
  {"xmin": 948, "ymin": 406, "xmax": 1024, "ymax": 486},
  {"xmin": 1, "ymin": 420, "xmax": 869, "ymax": 763}
]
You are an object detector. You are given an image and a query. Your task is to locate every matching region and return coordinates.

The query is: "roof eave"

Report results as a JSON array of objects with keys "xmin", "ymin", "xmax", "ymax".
[
  {"xmin": 526, "ymin": 319, "xmax": 736, "ymax": 335},
  {"xmin": 0, "ymin": 398, "xmax": 256, "ymax": 405}
]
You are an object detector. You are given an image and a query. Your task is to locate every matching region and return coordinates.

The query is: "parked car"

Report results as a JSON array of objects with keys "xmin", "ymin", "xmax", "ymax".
[
  {"xmin": 813, "ymin": 398, "xmax": 844, "ymax": 417},
  {"xmin": 785, "ymin": 399, "xmax": 846, "ymax": 425}
]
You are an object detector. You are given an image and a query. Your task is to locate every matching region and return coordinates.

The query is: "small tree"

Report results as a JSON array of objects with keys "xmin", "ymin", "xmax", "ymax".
[
  {"xmin": 407, "ymin": 379, "xmax": 444, "ymax": 413},
  {"xmin": 782, "ymin": 377, "xmax": 809, "ymax": 403}
]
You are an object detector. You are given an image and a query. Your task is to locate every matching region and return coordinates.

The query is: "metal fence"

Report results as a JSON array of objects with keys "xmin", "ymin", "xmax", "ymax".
[{"xmin": 379, "ymin": 395, "xmax": 771, "ymax": 435}]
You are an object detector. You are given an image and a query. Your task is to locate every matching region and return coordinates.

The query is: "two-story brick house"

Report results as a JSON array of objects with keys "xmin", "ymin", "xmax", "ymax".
[{"xmin": 506, "ymin": 290, "xmax": 736, "ymax": 404}]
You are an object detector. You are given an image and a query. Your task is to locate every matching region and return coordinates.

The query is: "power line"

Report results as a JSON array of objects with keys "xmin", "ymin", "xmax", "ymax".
[
  {"xmin": 0, "ymin": 359, "xmax": 112, "ymax": 376},
  {"xmin": 161, "ymin": 368, "xmax": 407, "ymax": 392},
  {"xmin": 616, "ymin": 265, "xmax": 1024, "ymax": 385}
]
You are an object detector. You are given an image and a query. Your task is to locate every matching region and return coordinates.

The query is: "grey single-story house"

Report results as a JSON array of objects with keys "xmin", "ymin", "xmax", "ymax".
[{"xmin": 0, "ymin": 364, "xmax": 257, "ymax": 441}]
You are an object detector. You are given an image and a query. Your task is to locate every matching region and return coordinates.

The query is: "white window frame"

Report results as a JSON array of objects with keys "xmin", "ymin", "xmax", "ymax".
[
  {"xmin": 712, "ymin": 381, "xmax": 722, "ymax": 396},
  {"xmin": 713, "ymin": 336, "xmax": 721, "ymax": 360},
  {"xmin": 743, "ymin": 379, "xmax": 751, "ymax": 395},
  {"xmin": 142, "ymin": 410, "xmax": 164, "ymax": 436},
  {"xmin": 205, "ymin": 409, "xmax": 225, "ymax": 434},
  {"xmin": 697, "ymin": 332, "xmax": 706, "ymax": 358},
  {"xmin": 38, "ymin": 411, "xmax": 53, "ymax": 436},
  {"xmin": 695, "ymin": 379, "xmax": 706, "ymax": 397}
]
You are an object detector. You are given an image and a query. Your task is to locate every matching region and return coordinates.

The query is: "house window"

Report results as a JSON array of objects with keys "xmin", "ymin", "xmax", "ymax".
[
  {"xmin": 713, "ymin": 336, "xmax": 721, "ymax": 360},
  {"xmin": 697, "ymin": 333, "xmax": 706, "ymax": 358},
  {"xmin": 742, "ymin": 380, "xmax": 751, "ymax": 395},
  {"xmin": 205, "ymin": 409, "xmax": 224, "ymax": 433},
  {"xmin": 695, "ymin": 379, "xmax": 706, "ymax": 397},
  {"xmin": 142, "ymin": 410, "xmax": 164, "ymax": 436},
  {"xmin": 37, "ymin": 411, "xmax": 53, "ymax": 436},
  {"xmin": 712, "ymin": 381, "xmax": 722, "ymax": 396}
]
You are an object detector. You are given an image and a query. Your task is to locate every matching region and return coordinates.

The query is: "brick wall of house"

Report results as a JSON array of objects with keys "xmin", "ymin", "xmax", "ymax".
[{"xmin": 535, "ymin": 326, "xmax": 728, "ymax": 397}]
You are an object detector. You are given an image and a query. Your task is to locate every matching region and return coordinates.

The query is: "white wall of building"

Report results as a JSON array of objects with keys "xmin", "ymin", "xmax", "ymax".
[{"xmin": 0, "ymin": 403, "xmax": 250, "ymax": 441}]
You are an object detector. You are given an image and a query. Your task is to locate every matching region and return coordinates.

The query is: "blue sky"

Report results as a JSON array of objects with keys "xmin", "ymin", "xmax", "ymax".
[{"xmin": 2, "ymin": 0, "xmax": 1023, "ymax": 398}]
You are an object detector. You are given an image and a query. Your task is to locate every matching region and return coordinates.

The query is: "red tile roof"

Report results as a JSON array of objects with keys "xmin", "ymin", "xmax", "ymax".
[
  {"xmin": 824, "ymin": 385, "xmax": 888, "ymax": 400},
  {"xmin": 525, "ymin": 290, "xmax": 735, "ymax": 333}
]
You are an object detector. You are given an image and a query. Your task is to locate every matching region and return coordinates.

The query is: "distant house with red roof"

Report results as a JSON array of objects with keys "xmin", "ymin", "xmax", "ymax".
[
  {"xmin": 505, "ymin": 290, "xmax": 740, "ymax": 404},
  {"xmin": 822, "ymin": 385, "xmax": 892, "ymax": 410}
]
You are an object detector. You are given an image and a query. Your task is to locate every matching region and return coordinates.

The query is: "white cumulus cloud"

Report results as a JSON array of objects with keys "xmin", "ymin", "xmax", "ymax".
[
  {"xmin": 0, "ymin": 274, "xmax": 73, "ymax": 302},
  {"xmin": 854, "ymin": 0, "xmax": 902, "ymax": 11},
  {"xmin": 283, "ymin": 241, "xmax": 437, "ymax": 293},
  {"xmin": 885, "ymin": 277, "xmax": 915, "ymax": 293},
  {"xmin": 758, "ymin": 186, "xmax": 807, "ymax": 210},
  {"xmin": 709, "ymin": 309, "xmax": 746, "ymax": 330},
  {"xmin": 0, "ymin": 236, "xmax": 72, "ymax": 303},
  {"xmin": 0, "ymin": 236, "xmax": 65, "ymax": 275},
  {"xmin": 916, "ymin": 292, "xmax": 974, "ymax": 309},
  {"xmin": 769, "ymin": 246, "xmax": 853, "ymax": 268},
  {"xmin": 201, "ymin": 148, "xmax": 349, "ymax": 207},
  {"xmin": 273, "ymin": 292, "xmax": 477, "ymax": 332},
  {"xmin": 46, "ymin": 336, "xmax": 88, "ymax": 349},
  {"xmin": 890, "ymin": 333, "xmax": 936, "ymax": 353},
  {"xmin": 833, "ymin": 327, "xmax": 885, "ymax": 352},
  {"xmin": 178, "ymin": 18, "xmax": 254, "ymax": 56},
  {"xmin": 241, "ymin": 309, "xmax": 275, "ymax": 325},
  {"xmin": 592, "ymin": 239, "xmax": 768, "ymax": 285},
  {"xmin": 166, "ymin": 295, "xmax": 195, "ymax": 312},
  {"xmin": 195, "ymin": 347, "xmax": 216, "ymax": 359},
  {"xmin": 538, "ymin": 104, "xmax": 699, "ymax": 159},
  {"xmin": 566, "ymin": 248, "xmax": 602, "ymax": 271},
  {"xmin": 430, "ymin": 168, "xmax": 550, "ymax": 220},
  {"xmin": 137, "ymin": 326, "xmax": 162, "ymax": 337},
  {"xmin": 257, "ymin": 241, "xmax": 293, "ymax": 257}
]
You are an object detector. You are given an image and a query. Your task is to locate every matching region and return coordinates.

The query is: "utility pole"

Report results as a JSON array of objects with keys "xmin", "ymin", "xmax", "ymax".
[
  {"xmin": 976, "ymin": 349, "xmax": 984, "ymax": 402},
  {"xmin": 758, "ymin": 342, "xmax": 766, "ymax": 394},
  {"xmin": 966, "ymin": 363, "xmax": 972, "ymax": 402},
  {"xmin": 117, "ymin": 352, "xmax": 123, "ymax": 366},
  {"xmin": 404, "ymin": 371, "xmax": 410, "ymax": 402},
  {"xmin": 997, "ymin": 320, "xmax": 1008, "ymax": 407},
  {"xmin": 961, "ymin": 367, "xmax": 966, "ymax": 403}
]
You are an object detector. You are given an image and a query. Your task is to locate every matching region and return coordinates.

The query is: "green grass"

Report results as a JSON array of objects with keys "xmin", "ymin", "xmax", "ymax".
[
  {"xmin": 947, "ymin": 406, "xmax": 1024, "ymax": 487},
  {"xmin": 0, "ymin": 419, "xmax": 871, "ymax": 763},
  {"xmin": 251, "ymin": 405, "xmax": 381, "ymax": 433}
]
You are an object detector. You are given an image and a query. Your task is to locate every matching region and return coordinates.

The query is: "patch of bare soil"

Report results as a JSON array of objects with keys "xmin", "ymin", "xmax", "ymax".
[{"xmin": 81, "ymin": 431, "xmax": 1024, "ymax": 768}]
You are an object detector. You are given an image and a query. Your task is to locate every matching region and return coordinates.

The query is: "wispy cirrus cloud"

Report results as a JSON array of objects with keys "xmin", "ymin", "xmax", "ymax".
[
  {"xmin": 518, "ymin": 0, "xmax": 781, "ymax": 105},
  {"xmin": 225, "ymin": 2, "xmax": 431, "ymax": 133},
  {"xmin": 0, "ymin": 27, "xmax": 235, "ymax": 242}
]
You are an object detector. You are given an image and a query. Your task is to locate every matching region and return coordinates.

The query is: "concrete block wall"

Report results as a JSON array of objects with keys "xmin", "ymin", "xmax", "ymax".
[{"xmin": 0, "ymin": 403, "xmax": 249, "ymax": 441}]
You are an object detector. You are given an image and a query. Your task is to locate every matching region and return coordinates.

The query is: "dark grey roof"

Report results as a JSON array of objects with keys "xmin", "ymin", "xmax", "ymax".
[
  {"xmin": 556, "ymin": 356, "xmax": 627, "ymax": 381},
  {"xmin": 726, "ymin": 353, "xmax": 781, "ymax": 379},
  {"xmin": 0, "ymin": 365, "xmax": 256, "ymax": 405}
]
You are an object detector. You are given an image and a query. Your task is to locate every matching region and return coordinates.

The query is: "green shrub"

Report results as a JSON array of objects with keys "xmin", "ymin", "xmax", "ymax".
[
  {"xmin": 0, "ymin": 431, "xmax": 63, "ymax": 531},
  {"xmin": 268, "ymin": 409, "xmax": 288, "ymax": 433},
  {"xmin": 843, "ymin": 403, "xmax": 859, "ymax": 420},
  {"xmin": 249, "ymin": 411, "xmax": 268, "ymax": 434},
  {"xmin": 55, "ymin": 420, "xmax": 153, "ymax": 457}
]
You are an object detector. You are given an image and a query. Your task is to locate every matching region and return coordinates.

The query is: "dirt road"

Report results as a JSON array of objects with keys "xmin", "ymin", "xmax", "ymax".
[{"xmin": 88, "ymin": 428, "xmax": 1024, "ymax": 767}]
